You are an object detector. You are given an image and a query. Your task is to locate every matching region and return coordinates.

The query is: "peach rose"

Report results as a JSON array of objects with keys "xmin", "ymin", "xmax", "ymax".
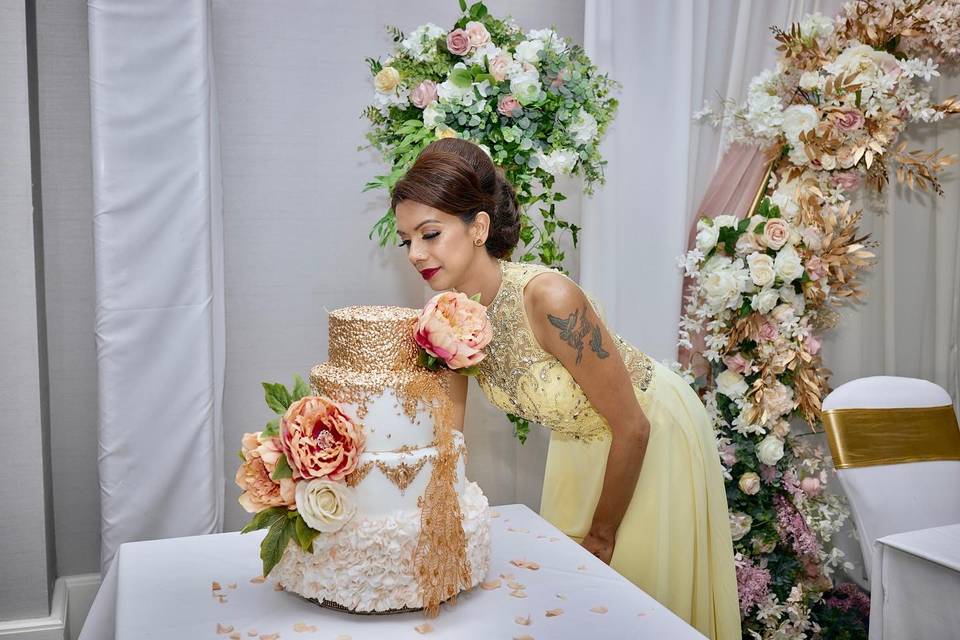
[
  {"xmin": 410, "ymin": 80, "xmax": 438, "ymax": 109},
  {"xmin": 236, "ymin": 431, "xmax": 296, "ymax": 513},
  {"xmin": 489, "ymin": 54, "xmax": 512, "ymax": 82},
  {"xmin": 373, "ymin": 66, "xmax": 400, "ymax": 94},
  {"xmin": 464, "ymin": 21, "xmax": 491, "ymax": 48},
  {"xmin": 763, "ymin": 218, "xmax": 790, "ymax": 250},
  {"xmin": 758, "ymin": 321, "xmax": 780, "ymax": 342},
  {"xmin": 498, "ymin": 94, "xmax": 521, "ymax": 117},
  {"xmin": 446, "ymin": 28, "xmax": 471, "ymax": 56},
  {"xmin": 280, "ymin": 396, "xmax": 364, "ymax": 482},
  {"xmin": 414, "ymin": 291, "xmax": 492, "ymax": 370}
]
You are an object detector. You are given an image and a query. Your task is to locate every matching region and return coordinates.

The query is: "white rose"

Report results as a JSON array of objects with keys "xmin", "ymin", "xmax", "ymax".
[
  {"xmin": 510, "ymin": 68, "xmax": 543, "ymax": 105},
  {"xmin": 739, "ymin": 472, "xmax": 761, "ymax": 495},
  {"xmin": 752, "ymin": 287, "xmax": 780, "ymax": 314},
  {"xmin": 770, "ymin": 191, "xmax": 799, "ymax": 222},
  {"xmin": 756, "ymin": 435, "xmax": 786, "ymax": 466},
  {"xmin": 373, "ymin": 66, "xmax": 401, "ymax": 94},
  {"xmin": 746, "ymin": 253, "xmax": 776, "ymax": 287},
  {"xmin": 696, "ymin": 220, "xmax": 720, "ymax": 252},
  {"xmin": 782, "ymin": 104, "xmax": 820, "ymax": 143},
  {"xmin": 774, "ymin": 245, "xmax": 804, "ymax": 282},
  {"xmin": 514, "ymin": 39, "xmax": 545, "ymax": 64},
  {"xmin": 714, "ymin": 214, "xmax": 739, "ymax": 229},
  {"xmin": 799, "ymin": 71, "xmax": 822, "ymax": 91},
  {"xmin": 569, "ymin": 109, "xmax": 599, "ymax": 145},
  {"xmin": 535, "ymin": 148, "xmax": 578, "ymax": 176},
  {"xmin": 295, "ymin": 479, "xmax": 357, "ymax": 533},
  {"xmin": 702, "ymin": 269, "xmax": 741, "ymax": 312},
  {"xmin": 716, "ymin": 369, "xmax": 749, "ymax": 399},
  {"xmin": 730, "ymin": 512, "xmax": 753, "ymax": 541}
]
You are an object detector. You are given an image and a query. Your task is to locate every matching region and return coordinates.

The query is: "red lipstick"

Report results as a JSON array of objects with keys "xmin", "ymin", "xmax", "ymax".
[{"xmin": 420, "ymin": 267, "xmax": 441, "ymax": 281}]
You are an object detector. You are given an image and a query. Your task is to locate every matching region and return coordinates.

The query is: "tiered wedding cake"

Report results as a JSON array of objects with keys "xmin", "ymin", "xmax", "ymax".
[{"xmin": 273, "ymin": 305, "xmax": 491, "ymax": 613}]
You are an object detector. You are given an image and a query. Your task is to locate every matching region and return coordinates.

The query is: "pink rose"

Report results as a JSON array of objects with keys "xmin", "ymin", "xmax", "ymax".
[
  {"xmin": 497, "ymin": 94, "xmax": 521, "ymax": 117},
  {"xmin": 410, "ymin": 80, "xmax": 438, "ymax": 109},
  {"xmin": 805, "ymin": 255, "xmax": 827, "ymax": 281},
  {"xmin": 446, "ymin": 28, "xmax": 471, "ymax": 56},
  {"xmin": 489, "ymin": 54, "xmax": 511, "ymax": 82},
  {"xmin": 280, "ymin": 396, "xmax": 365, "ymax": 482},
  {"xmin": 464, "ymin": 21, "xmax": 491, "ymax": 48},
  {"xmin": 723, "ymin": 353, "xmax": 753, "ymax": 375},
  {"xmin": 804, "ymin": 334, "xmax": 822, "ymax": 355},
  {"xmin": 801, "ymin": 476, "xmax": 822, "ymax": 496},
  {"xmin": 763, "ymin": 218, "xmax": 790, "ymax": 250},
  {"xmin": 758, "ymin": 321, "xmax": 780, "ymax": 342},
  {"xmin": 719, "ymin": 444, "xmax": 737, "ymax": 468},
  {"xmin": 414, "ymin": 291, "xmax": 492, "ymax": 369},
  {"xmin": 831, "ymin": 170, "xmax": 861, "ymax": 192},
  {"xmin": 236, "ymin": 431, "xmax": 296, "ymax": 513},
  {"xmin": 830, "ymin": 107, "xmax": 865, "ymax": 132}
]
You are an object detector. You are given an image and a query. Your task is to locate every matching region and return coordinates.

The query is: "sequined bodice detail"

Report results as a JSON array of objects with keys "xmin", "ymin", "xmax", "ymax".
[{"xmin": 475, "ymin": 261, "xmax": 655, "ymax": 442}]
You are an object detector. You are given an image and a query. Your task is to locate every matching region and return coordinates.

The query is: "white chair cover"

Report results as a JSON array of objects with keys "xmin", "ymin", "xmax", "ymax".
[{"xmin": 822, "ymin": 376, "xmax": 960, "ymax": 587}]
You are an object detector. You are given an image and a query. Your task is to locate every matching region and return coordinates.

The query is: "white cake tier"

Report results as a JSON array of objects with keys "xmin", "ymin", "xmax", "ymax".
[
  {"xmin": 310, "ymin": 363, "xmax": 444, "ymax": 452},
  {"xmin": 275, "ymin": 482, "xmax": 491, "ymax": 613},
  {"xmin": 349, "ymin": 431, "xmax": 466, "ymax": 517}
]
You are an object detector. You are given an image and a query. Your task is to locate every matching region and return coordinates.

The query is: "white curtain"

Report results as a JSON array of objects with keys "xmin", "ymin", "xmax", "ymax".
[{"xmin": 89, "ymin": 0, "xmax": 224, "ymax": 573}]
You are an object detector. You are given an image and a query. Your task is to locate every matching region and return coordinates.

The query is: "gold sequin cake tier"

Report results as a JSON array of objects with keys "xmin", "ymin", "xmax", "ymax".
[{"xmin": 327, "ymin": 305, "xmax": 422, "ymax": 373}]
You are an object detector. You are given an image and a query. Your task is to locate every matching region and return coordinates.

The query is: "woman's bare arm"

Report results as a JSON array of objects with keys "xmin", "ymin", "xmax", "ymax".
[{"xmin": 446, "ymin": 369, "xmax": 469, "ymax": 432}]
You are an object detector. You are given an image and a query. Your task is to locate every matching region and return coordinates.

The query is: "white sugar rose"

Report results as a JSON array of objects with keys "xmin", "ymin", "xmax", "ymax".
[
  {"xmin": 717, "ymin": 369, "xmax": 749, "ymax": 399},
  {"xmin": 739, "ymin": 472, "xmax": 761, "ymax": 495},
  {"xmin": 756, "ymin": 435, "xmax": 786, "ymax": 466},
  {"xmin": 730, "ymin": 512, "xmax": 753, "ymax": 541},
  {"xmin": 696, "ymin": 220, "xmax": 720, "ymax": 252},
  {"xmin": 569, "ymin": 109, "xmax": 599, "ymax": 145},
  {"xmin": 782, "ymin": 104, "xmax": 820, "ymax": 143},
  {"xmin": 295, "ymin": 479, "xmax": 357, "ymax": 533},
  {"xmin": 752, "ymin": 287, "xmax": 780, "ymax": 314},
  {"xmin": 514, "ymin": 39, "xmax": 545, "ymax": 64},
  {"xmin": 774, "ymin": 245, "xmax": 804, "ymax": 282},
  {"xmin": 746, "ymin": 253, "xmax": 776, "ymax": 287}
]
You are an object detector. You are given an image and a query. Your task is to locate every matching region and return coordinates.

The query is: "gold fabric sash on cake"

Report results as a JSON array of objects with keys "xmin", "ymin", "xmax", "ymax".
[{"xmin": 822, "ymin": 405, "xmax": 960, "ymax": 469}]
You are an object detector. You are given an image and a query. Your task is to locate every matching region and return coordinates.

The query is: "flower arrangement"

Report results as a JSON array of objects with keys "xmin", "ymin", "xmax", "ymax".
[
  {"xmin": 237, "ymin": 376, "xmax": 365, "ymax": 577},
  {"xmin": 414, "ymin": 290, "xmax": 492, "ymax": 375},
  {"xmin": 681, "ymin": 1, "xmax": 959, "ymax": 637},
  {"xmin": 362, "ymin": 0, "xmax": 619, "ymax": 271}
]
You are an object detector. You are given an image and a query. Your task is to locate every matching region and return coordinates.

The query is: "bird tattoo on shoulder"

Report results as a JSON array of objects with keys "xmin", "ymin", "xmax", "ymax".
[{"xmin": 547, "ymin": 304, "xmax": 610, "ymax": 365}]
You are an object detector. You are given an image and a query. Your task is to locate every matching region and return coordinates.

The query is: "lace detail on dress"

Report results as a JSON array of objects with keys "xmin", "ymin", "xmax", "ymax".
[{"xmin": 476, "ymin": 261, "xmax": 655, "ymax": 443}]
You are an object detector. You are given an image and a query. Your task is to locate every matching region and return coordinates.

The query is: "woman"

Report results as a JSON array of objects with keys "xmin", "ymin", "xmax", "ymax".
[{"xmin": 392, "ymin": 138, "xmax": 741, "ymax": 639}]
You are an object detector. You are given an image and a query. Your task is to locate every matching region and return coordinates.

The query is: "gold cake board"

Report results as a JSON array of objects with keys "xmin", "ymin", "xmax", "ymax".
[{"xmin": 312, "ymin": 598, "xmax": 424, "ymax": 616}]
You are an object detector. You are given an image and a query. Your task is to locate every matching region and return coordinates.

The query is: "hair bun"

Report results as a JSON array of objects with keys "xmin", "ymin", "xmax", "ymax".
[{"xmin": 486, "ymin": 170, "xmax": 520, "ymax": 259}]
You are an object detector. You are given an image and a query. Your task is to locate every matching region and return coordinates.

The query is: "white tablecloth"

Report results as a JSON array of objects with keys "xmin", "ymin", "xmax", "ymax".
[
  {"xmin": 869, "ymin": 523, "xmax": 960, "ymax": 640},
  {"xmin": 80, "ymin": 504, "xmax": 703, "ymax": 639}
]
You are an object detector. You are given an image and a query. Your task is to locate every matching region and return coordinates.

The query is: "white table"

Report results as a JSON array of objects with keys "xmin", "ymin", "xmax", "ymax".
[
  {"xmin": 80, "ymin": 504, "xmax": 703, "ymax": 639},
  {"xmin": 869, "ymin": 523, "xmax": 960, "ymax": 640}
]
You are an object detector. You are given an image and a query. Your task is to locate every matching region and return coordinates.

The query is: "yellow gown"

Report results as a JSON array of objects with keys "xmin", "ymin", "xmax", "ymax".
[{"xmin": 475, "ymin": 260, "xmax": 741, "ymax": 640}]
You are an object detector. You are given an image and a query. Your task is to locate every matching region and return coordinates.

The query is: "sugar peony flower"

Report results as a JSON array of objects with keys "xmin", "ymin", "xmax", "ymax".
[
  {"xmin": 763, "ymin": 218, "xmax": 790, "ymax": 250},
  {"xmin": 831, "ymin": 170, "xmax": 861, "ymax": 191},
  {"xmin": 747, "ymin": 253, "xmax": 776, "ymax": 287},
  {"xmin": 446, "ymin": 28, "xmax": 471, "ymax": 56},
  {"xmin": 717, "ymin": 368, "xmax": 749, "ymax": 399},
  {"xmin": 739, "ymin": 472, "xmax": 761, "ymax": 495},
  {"xmin": 236, "ymin": 431, "xmax": 296, "ymax": 513},
  {"xmin": 373, "ymin": 66, "xmax": 400, "ymax": 94},
  {"xmin": 296, "ymin": 478, "xmax": 357, "ymax": 533},
  {"xmin": 758, "ymin": 321, "xmax": 779, "ymax": 342},
  {"xmin": 464, "ymin": 21, "xmax": 491, "ymax": 49},
  {"xmin": 410, "ymin": 80, "xmax": 438, "ymax": 109},
  {"xmin": 719, "ymin": 444, "xmax": 738, "ymax": 467},
  {"xmin": 415, "ymin": 291, "xmax": 492, "ymax": 370},
  {"xmin": 799, "ymin": 70, "xmax": 822, "ymax": 91},
  {"xmin": 804, "ymin": 333, "xmax": 822, "ymax": 355},
  {"xmin": 280, "ymin": 396, "xmax": 365, "ymax": 482},
  {"xmin": 497, "ymin": 94, "xmax": 521, "ymax": 117},
  {"xmin": 536, "ymin": 148, "xmax": 578, "ymax": 176},
  {"xmin": 723, "ymin": 352, "xmax": 753, "ymax": 375},
  {"xmin": 805, "ymin": 255, "xmax": 827, "ymax": 281},
  {"xmin": 510, "ymin": 68, "xmax": 543, "ymax": 105},
  {"xmin": 714, "ymin": 214, "xmax": 738, "ymax": 229},
  {"xmin": 756, "ymin": 435, "xmax": 786, "ymax": 466}
]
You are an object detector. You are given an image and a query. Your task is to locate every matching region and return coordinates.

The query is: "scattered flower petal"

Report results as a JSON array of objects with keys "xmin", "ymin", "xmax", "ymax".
[
  {"xmin": 480, "ymin": 579, "xmax": 502, "ymax": 590},
  {"xmin": 212, "ymin": 581, "xmax": 223, "ymax": 592},
  {"xmin": 507, "ymin": 581, "xmax": 525, "ymax": 590},
  {"xmin": 545, "ymin": 608, "xmax": 564, "ymax": 617},
  {"xmin": 515, "ymin": 615, "xmax": 531, "ymax": 626},
  {"xmin": 590, "ymin": 605, "xmax": 608, "ymax": 614},
  {"xmin": 293, "ymin": 622, "xmax": 317, "ymax": 633},
  {"xmin": 509, "ymin": 590, "xmax": 528, "ymax": 598},
  {"xmin": 415, "ymin": 623, "xmax": 434, "ymax": 634},
  {"xmin": 216, "ymin": 623, "xmax": 234, "ymax": 634},
  {"xmin": 250, "ymin": 576, "xmax": 266, "ymax": 584},
  {"xmin": 513, "ymin": 635, "xmax": 535, "ymax": 640}
]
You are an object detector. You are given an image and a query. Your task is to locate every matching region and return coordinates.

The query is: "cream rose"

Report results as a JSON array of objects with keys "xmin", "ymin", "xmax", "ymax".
[
  {"xmin": 782, "ymin": 104, "xmax": 820, "ymax": 143},
  {"xmin": 514, "ymin": 39, "xmax": 545, "ymax": 64},
  {"xmin": 739, "ymin": 472, "xmax": 761, "ymax": 496},
  {"xmin": 714, "ymin": 214, "xmax": 738, "ymax": 229},
  {"xmin": 696, "ymin": 220, "xmax": 720, "ymax": 252},
  {"xmin": 717, "ymin": 368, "xmax": 749, "ymax": 399},
  {"xmin": 730, "ymin": 512, "xmax": 753, "ymax": 541},
  {"xmin": 763, "ymin": 218, "xmax": 791, "ymax": 250},
  {"xmin": 799, "ymin": 71, "xmax": 822, "ymax": 91},
  {"xmin": 464, "ymin": 21, "xmax": 491, "ymax": 48},
  {"xmin": 373, "ymin": 66, "xmax": 400, "ymax": 94},
  {"xmin": 295, "ymin": 479, "xmax": 357, "ymax": 533},
  {"xmin": 747, "ymin": 253, "xmax": 776, "ymax": 287},
  {"xmin": 756, "ymin": 435, "xmax": 786, "ymax": 466},
  {"xmin": 752, "ymin": 288, "xmax": 780, "ymax": 314},
  {"xmin": 774, "ymin": 245, "xmax": 804, "ymax": 282}
]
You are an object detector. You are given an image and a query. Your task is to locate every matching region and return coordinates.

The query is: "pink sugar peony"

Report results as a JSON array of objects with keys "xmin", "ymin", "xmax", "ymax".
[
  {"xmin": 446, "ymin": 28, "xmax": 471, "ymax": 56},
  {"xmin": 280, "ymin": 396, "xmax": 364, "ymax": 482},
  {"xmin": 410, "ymin": 80, "xmax": 438, "ymax": 109},
  {"xmin": 414, "ymin": 291, "xmax": 492, "ymax": 370},
  {"xmin": 236, "ymin": 431, "xmax": 296, "ymax": 513},
  {"xmin": 489, "ymin": 54, "xmax": 511, "ymax": 82},
  {"xmin": 498, "ymin": 94, "xmax": 521, "ymax": 117}
]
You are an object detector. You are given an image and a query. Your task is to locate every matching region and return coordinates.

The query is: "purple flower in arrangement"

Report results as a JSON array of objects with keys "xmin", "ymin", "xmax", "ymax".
[
  {"xmin": 774, "ymin": 493, "xmax": 820, "ymax": 557},
  {"xmin": 735, "ymin": 555, "xmax": 772, "ymax": 615},
  {"xmin": 759, "ymin": 464, "xmax": 778, "ymax": 484},
  {"xmin": 825, "ymin": 582, "xmax": 871, "ymax": 618}
]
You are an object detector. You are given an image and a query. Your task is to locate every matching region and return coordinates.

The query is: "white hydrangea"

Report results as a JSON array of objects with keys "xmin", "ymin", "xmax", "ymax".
[
  {"xmin": 400, "ymin": 23, "xmax": 446, "ymax": 62},
  {"xmin": 510, "ymin": 68, "xmax": 544, "ymax": 105},
  {"xmin": 464, "ymin": 42, "xmax": 502, "ymax": 67},
  {"xmin": 569, "ymin": 109, "xmax": 599, "ymax": 145},
  {"xmin": 525, "ymin": 28, "xmax": 567, "ymax": 54},
  {"xmin": 745, "ymin": 69, "xmax": 785, "ymax": 139},
  {"xmin": 535, "ymin": 148, "xmax": 578, "ymax": 176},
  {"xmin": 799, "ymin": 12, "xmax": 834, "ymax": 41},
  {"xmin": 437, "ymin": 65, "xmax": 477, "ymax": 107}
]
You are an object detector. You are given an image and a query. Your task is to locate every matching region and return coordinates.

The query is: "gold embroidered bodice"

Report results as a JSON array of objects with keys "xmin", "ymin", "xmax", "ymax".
[{"xmin": 475, "ymin": 261, "xmax": 655, "ymax": 442}]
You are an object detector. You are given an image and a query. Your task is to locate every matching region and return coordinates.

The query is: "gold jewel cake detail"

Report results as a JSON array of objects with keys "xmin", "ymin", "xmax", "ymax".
[
  {"xmin": 375, "ymin": 457, "xmax": 430, "ymax": 493},
  {"xmin": 344, "ymin": 461, "xmax": 374, "ymax": 487}
]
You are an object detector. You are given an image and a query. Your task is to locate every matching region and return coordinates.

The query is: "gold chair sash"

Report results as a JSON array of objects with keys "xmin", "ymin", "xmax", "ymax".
[{"xmin": 822, "ymin": 405, "xmax": 960, "ymax": 469}]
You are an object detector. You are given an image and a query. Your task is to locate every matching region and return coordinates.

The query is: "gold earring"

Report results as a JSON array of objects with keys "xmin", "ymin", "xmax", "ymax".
[{"xmin": 474, "ymin": 238, "xmax": 484, "ymax": 246}]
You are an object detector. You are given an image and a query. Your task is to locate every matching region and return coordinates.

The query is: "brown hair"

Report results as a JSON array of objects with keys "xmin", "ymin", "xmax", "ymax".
[{"xmin": 391, "ymin": 138, "xmax": 520, "ymax": 259}]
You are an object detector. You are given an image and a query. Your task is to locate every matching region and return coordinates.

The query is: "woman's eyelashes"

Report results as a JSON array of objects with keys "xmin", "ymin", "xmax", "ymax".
[{"xmin": 398, "ymin": 231, "xmax": 440, "ymax": 249}]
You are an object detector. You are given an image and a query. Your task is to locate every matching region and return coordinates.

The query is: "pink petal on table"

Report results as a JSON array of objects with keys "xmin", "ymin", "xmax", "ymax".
[
  {"xmin": 545, "ymin": 608, "xmax": 564, "ymax": 617},
  {"xmin": 249, "ymin": 576, "xmax": 266, "ymax": 584},
  {"xmin": 509, "ymin": 590, "xmax": 528, "ymax": 598},
  {"xmin": 590, "ymin": 606, "xmax": 608, "ymax": 614},
  {"xmin": 515, "ymin": 614, "xmax": 531, "ymax": 626},
  {"xmin": 480, "ymin": 579, "xmax": 502, "ymax": 590},
  {"xmin": 415, "ymin": 623, "xmax": 434, "ymax": 634},
  {"xmin": 216, "ymin": 623, "xmax": 233, "ymax": 634}
]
